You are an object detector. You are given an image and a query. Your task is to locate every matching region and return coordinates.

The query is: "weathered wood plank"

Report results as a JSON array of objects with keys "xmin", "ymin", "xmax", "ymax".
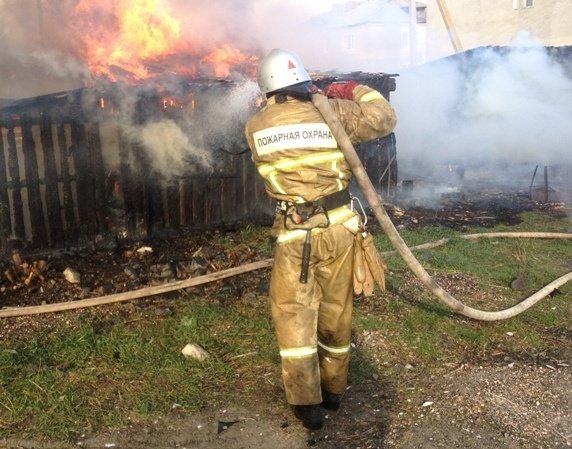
[
  {"xmin": 57, "ymin": 123, "xmax": 77, "ymax": 244},
  {"xmin": 40, "ymin": 113, "xmax": 64, "ymax": 247},
  {"xmin": 0, "ymin": 128, "xmax": 11, "ymax": 241},
  {"xmin": 21, "ymin": 114, "xmax": 48, "ymax": 247},
  {"xmin": 6, "ymin": 121, "xmax": 26, "ymax": 241},
  {"xmin": 70, "ymin": 121, "xmax": 97, "ymax": 236}
]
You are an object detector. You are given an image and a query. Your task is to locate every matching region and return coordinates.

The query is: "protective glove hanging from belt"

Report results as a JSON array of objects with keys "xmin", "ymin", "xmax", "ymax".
[{"xmin": 353, "ymin": 226, "xmax": 387, "ymax": 296}]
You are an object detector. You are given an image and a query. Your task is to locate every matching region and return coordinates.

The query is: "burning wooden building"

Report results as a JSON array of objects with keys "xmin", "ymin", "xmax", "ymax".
[{"xmin": 0, "ymin": 73, "xmax": 398, "ymax": 255}]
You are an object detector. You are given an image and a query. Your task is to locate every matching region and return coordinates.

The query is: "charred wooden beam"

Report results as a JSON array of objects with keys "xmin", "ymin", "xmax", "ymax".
[
  {"xmin": 21, "ymin": 113, "xmax": 48, "ymax": 247},
  {"xmin": 70, "ymin": 120, "xmax": 97, "ymax": 237},
  {"xmin": 6, "ymin": 120, "xmax": 26, "ymax": 241},
  {"xmin": 40, "ymin": 113, "xmax": 65, "ymax": 247},
  {"xmin": 0, "ymin": 127, "xmax": 11, "ymax": 242},
  {"xmin": 57, "ymin": 123, "xmax": 77, "ymax": 244},
  {"xmin": 86, "ymin": 123, "xmax": 108, "ymax": 233}
]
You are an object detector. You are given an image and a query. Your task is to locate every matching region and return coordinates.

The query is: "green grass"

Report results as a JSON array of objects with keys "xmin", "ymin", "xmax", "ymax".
[
  {"xmin": 1, "ymin": 210, "xmax": 571, "ymax": 442},
  {"xmin": 0, "ymin": 296, "xmax": 277, "ymax": 440},
  {"xmin": 378, "ymin": 212, "xmax": 571, "ymax": 296}
]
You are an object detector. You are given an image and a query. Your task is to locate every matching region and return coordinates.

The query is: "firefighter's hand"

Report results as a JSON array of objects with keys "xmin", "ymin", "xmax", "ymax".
[{"xmin": 323, "ymin": 80, "xmax": 358, "ymax": 100}]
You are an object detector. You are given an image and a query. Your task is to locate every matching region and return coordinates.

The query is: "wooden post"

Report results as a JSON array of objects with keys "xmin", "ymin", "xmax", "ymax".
[
  {"xmin": 7, "ymin": 120, "xmax": 26, "ymax": 241},
  {"xmin": 166, "ymin": 181, "xmax": 180, "ymax": 228},
  {"xmin": 70, "ymin": 120, "xmax": 97, "ymax": 237},
  {"xmin": 21, "ymin": 113, "xmax": 48, "ymax": 248},
  {"xmin": 57, "ymin": 123, "xmax": 77, "ymax": 244},
  {"xmin": 40, "ymin": 113, "xmax": 65, "ymax": 247},
  {"xmin": 529, "ymin": 165, "xmax": 538, "ymax": 199},
  {"xmin": 544, "ymin": 165, "xmax": 549, "ymax": 203},
  {"xmin": 240, "ymin": 153, "xmax": 249, "ymax": 218},
  {"xmin": 0, "ymin": 127, "xmax": 11, "ymax": 241},
  {"xmin": 222, "ymin": 173, "xmax": 237, "ymax": 226},
  {"xmin": 179, "ymin": 179, "xmax": 187, "ymax": 226},
  {"xmin": 140, "ymin": 151, "xmax": 162, "ymax": 236},
  {"xmin": 118, "ymin": 131, "xmax": 136, "ymax": 235},
  {"xmin": 86, "ymin": 123, "xmax": 108, "ymax": 233},
  {"xmin": 227, "ymin": 152, "xmax": 241, "ymax": 225},
  {"xmin": 191, "ymin": 176, "xmax": 205, "ymax": 227}
]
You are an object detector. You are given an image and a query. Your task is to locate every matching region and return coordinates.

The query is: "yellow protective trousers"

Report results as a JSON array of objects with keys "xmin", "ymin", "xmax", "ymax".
[{"xmin": 269, "ymin": 217, "xmax": 355, "ymax": 405}]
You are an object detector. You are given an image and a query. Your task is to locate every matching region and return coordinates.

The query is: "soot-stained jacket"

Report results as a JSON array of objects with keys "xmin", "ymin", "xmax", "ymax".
[
  {"xmin": 245, "ymin": 84, "xmax": 397, "ymax": 242},
  {"xmin": 244, "ymin": 84, "xmax": 397, "ymax": 204}
]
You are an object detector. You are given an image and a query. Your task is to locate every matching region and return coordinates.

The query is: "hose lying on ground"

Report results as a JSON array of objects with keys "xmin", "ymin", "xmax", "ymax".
[
  {"xmin": 312, "ymin": 92, "xmax": 572, "ymax": 321},
  {"xmin": 0, "ymin": 260, "xmax": 273, "ymax": 318},
  {"xmin": 0, "ymin": 231, "xmax": 569, "ymax": 318}
]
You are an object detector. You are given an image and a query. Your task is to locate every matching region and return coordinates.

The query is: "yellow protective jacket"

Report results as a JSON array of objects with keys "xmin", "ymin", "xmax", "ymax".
[{"xmin": 244, "ymin": 85, "xmax": 397, "ymax": 205}]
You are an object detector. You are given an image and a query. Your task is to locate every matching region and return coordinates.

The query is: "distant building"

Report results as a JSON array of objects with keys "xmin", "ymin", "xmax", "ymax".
[
  {"xmin": 425, "ymin": 0, "xmax": 572, "ymax": 60},
  {"xmin": 302, "ymin": 0, "xmax": 427, "ymax": 73}
]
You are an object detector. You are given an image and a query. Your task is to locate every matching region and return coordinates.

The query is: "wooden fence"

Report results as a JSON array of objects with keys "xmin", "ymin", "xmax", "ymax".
[{"xmin": 0, "ymin": 86, "xmax": 273, "ymax": 255}]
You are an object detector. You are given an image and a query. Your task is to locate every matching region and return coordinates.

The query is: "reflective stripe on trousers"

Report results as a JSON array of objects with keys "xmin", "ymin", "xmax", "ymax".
[{"xmin": 270, "ymin": 220, "xmax": 355, "ymax": 405}]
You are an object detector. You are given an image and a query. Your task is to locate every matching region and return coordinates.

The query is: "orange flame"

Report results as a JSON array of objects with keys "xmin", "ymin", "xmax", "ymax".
[
  {"xmin": 201, "ymin": 44, "xmax": 258, "ymax": 79},
  {"xmin": 71, "ymin": 0, "xmax": 257, "ymax": 82}
]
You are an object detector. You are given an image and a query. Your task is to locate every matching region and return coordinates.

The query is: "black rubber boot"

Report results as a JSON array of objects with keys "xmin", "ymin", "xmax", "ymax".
[
  {"xmin": 293, "ymin": 404, "xmax": 324, "ymax": 430},
  {"xmin": 321, "ymin": 389, "xmax": 342, "ymax": 411}
]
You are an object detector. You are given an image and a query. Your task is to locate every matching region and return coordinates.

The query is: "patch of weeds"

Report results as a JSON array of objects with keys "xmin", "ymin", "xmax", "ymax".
[
  {"xmin": 349, "ymin": 347, "xmax": 380, "ymax": 384},
  {"xmin": 208, "ymin": 225, "xmax": 273, "ymax": 258},
  {"xmin": 447, "ymin": 322, "xmax": 490, "ymax": 347}
]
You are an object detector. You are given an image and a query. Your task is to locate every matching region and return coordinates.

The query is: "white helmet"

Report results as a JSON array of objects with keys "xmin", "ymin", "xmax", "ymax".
[{"xmin": 257, "ymin": 48, "xmax": 312, "ymax": 94}]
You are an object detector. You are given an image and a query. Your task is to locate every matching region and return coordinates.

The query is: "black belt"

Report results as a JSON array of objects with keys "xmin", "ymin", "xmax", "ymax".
[{"xmin": 276, "ymin": 189, "xmax": 350, "ymax": 214}]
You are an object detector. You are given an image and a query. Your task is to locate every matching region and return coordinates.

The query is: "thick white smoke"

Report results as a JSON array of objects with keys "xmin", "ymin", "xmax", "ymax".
[{"xmin": 392, "ymin": 33, "xmax": 572, "ymax": 194}]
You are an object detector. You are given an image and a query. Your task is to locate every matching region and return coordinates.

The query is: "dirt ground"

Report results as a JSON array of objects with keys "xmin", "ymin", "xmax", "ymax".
[
  {"xmin": 1, "ymin": 189, "xmax": 571, "ymax": 449},
  {"xmin": 2, "ymin": 347, "xmax": 570, "ymax": 449}
]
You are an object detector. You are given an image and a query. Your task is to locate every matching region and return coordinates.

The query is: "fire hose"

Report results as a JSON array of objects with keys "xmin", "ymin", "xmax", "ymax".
[{"xmin": 311, "ymin": 92, "xmax": 572, "ymax": 321}]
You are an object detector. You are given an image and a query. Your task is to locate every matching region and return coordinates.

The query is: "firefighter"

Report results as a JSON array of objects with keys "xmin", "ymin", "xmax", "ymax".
[{"xmin": 244, "ymin": 48, "xmax": 397, "ymax": 430}]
